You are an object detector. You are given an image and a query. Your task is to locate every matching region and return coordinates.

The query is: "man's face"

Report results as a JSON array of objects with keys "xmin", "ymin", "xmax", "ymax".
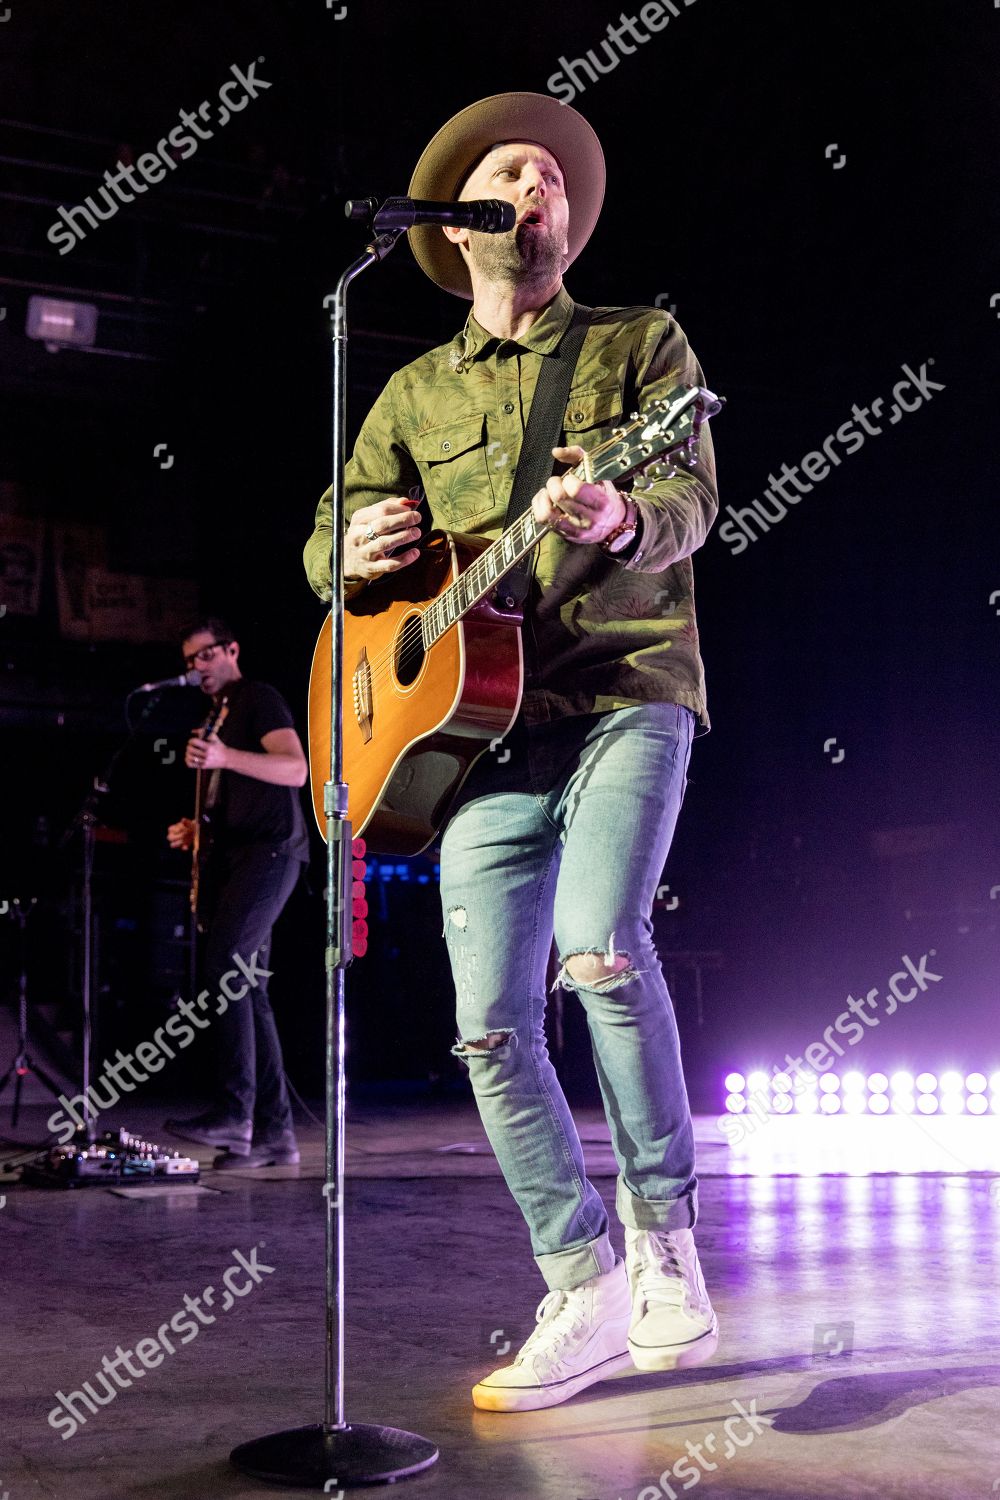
[
  {"xmin": 450, "ymin": 140, "xmax": 570, "ymax": 289},
  {"xmin": 182, "ymin": 630, "xmax": 240, "ymax": 696}
]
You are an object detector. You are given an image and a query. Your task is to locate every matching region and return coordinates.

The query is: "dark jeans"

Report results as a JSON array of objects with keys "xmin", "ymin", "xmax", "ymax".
[{"xmin": 201, "ymin": 843, "xmax": 303, "ymax": 1137}]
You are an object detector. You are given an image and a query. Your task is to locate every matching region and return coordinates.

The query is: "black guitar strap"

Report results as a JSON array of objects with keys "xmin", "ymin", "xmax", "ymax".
[{"xmin": 493, "ymin": 301, "xmax": 593, "ymax": 610}]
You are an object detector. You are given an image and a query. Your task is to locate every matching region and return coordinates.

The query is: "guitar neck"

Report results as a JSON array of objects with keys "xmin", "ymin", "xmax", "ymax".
[{"xmin": 422, "ymin": 503, "xmax": 554, "ymax": 646}]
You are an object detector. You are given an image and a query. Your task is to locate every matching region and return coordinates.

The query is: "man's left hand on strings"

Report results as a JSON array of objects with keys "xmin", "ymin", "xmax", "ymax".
[{"xmin": 531, "ymin": 443, "xmax": 627, "ymax": 545}]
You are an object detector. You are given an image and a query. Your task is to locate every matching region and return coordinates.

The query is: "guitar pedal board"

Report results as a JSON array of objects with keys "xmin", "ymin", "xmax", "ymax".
[{"xmin": 20, "ymin": 1129, "xmax": 200, "ymax": 1189}]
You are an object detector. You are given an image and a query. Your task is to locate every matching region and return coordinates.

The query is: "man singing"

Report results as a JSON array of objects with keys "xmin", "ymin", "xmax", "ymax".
[
  {"xmin": 304, "ymin": 92, "xmax": 719, "ymax": 1410},
  {"xmin": 163, "ymin": 618, "xmax": 309, "ymax": 1169}
]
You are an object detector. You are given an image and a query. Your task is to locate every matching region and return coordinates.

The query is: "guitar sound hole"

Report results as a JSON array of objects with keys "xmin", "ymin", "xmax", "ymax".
[{"xmin": 394, "ymin": 611, "xmax": 426, "ymax": 687}]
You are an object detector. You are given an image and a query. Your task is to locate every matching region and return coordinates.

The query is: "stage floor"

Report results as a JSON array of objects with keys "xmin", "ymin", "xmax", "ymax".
[{"xmin": 1, "ymin": 1097, "xmax": 997, "ymax": 1499}]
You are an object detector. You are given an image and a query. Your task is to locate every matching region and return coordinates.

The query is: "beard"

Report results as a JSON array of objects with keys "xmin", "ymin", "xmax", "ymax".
[{"xmin": 465, "ymin": 219, "xmax": 567, "ymax": 290}]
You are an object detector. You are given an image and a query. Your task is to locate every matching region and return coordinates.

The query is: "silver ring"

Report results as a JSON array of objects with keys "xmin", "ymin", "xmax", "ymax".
[{"xmin": 364, "ymin": 522, "xmax": 378, "ymax": 544}]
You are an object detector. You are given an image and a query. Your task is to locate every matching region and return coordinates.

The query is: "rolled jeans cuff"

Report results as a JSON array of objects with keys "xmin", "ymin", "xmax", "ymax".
[
  {"xmin": 535, "ymin": 1230, "xmax": 617, "ymax": 1292},
  {"xmin": 616, "ymin": 1175, "xmax": 698, "ymax": 1232}
]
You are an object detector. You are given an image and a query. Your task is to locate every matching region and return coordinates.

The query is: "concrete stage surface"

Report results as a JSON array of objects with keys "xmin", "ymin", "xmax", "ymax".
[{"xmin": 1, "ymin": 1094, "xmax": 997, "ymax": 1500}]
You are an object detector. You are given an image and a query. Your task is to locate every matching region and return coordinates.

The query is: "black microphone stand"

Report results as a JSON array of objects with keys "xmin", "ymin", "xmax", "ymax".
[
  {"xmin": 230, "ymin": 210, "xmax": 438, "ymax": 1488},
  {"xmin": 57, "ymin": 689, "xmax": 171, "ymax": 1145},
  {"xmin": 0, "ymin": 898, "xmax": 63, "ymax": 1125}
]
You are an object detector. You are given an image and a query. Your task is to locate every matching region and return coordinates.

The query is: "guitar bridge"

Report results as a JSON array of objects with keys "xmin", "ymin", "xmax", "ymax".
[{"xmin": 353, "ymin": 646, "xmax": 373, "ymax": 742}]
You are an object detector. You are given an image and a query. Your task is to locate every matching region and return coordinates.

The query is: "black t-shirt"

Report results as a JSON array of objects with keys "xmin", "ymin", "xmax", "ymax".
[{"xmin": 208, "ymin": 678, "xmax": 309, "ymax": 861}]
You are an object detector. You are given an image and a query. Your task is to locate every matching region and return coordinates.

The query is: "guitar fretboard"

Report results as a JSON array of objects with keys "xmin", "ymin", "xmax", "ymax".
[{"xmin": 421, "ymin": 506, "xmax": 551, "ymax": 647}]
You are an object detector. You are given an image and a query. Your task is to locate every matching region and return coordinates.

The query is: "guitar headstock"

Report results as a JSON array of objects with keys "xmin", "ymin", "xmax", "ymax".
[{"xmin": 585, "ymin": 384, "xmax": 724, "ymax": 490}]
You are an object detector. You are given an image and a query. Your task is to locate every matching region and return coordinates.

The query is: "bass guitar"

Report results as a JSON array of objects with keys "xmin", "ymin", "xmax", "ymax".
[
  {"xmin": 308, "ymin": 382, "xmax": 722, "ymax": 856},
  {"xmin": 189, "ymin": 695, "xmax": 230, "ymax": 926}
]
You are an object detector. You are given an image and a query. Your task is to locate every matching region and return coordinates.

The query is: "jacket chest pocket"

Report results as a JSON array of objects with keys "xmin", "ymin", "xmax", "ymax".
[
  {"xmin": 409, "ymin": 413, "xmax": 501, "ymax": 529},
  {"xmin": 563, "ymin": 386, "xmax": 625, "ymax": 442}
]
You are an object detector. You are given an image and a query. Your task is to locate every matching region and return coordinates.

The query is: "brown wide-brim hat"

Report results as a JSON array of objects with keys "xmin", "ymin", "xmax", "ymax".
[{"xmin": 407, "ymin": 91, "xmax": 606, "ymax": 300}]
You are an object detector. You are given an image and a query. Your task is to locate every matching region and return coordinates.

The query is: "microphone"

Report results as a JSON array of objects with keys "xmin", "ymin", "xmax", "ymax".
[
  {"xmin": 132, "ymin": 669, "xmax": 203, "ymax": 694},
  {"xmin": 369, "ymin": 198, "xmax": 516, "ymax": 233}
]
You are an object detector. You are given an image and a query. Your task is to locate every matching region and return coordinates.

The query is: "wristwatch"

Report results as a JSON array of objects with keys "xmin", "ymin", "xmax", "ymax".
[{"xmin": 600, "ymin": 492, "xmax": 640, "ymax": 555}]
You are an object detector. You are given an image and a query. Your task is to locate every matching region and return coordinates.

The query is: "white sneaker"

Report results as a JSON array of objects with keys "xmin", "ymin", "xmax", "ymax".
[
  {"xmin": 625, "ymin": 1227, "xmax": 718, "ymax": 1372},
  {"xmin": 472, "ymin": 1259, "xmax": 634, "ymax": 1412}
]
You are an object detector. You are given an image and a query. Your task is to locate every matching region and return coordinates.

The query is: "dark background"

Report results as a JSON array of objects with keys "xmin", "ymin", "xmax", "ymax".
[{"xmin": 0, "ymin": 0, "xmax": 997, "ymax": 1114}]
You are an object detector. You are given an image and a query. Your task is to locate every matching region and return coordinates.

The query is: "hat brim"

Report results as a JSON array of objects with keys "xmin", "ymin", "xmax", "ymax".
[{"xmin": 407, "ymin": 91, "xmax": 605, "ymax": 300}]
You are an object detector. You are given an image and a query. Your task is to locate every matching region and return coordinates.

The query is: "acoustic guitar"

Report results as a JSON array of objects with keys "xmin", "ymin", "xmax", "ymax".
[
  {"xmin": 189, "ymin": 695, "xmax": 230, "ymax": 926},
  {"xmin": 308, "ymin": 383, "xmax": 722, "ymax": 856}
]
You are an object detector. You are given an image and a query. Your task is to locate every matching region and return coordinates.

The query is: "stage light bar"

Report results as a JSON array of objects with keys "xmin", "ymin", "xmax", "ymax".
[{"xmin": 722, "ymin": 1065, "xmax": 1000, "ymax": 1118}]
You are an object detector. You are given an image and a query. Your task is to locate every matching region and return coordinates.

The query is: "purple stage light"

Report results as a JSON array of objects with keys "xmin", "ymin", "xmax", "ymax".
[{"xmin": 723, "ymin": 1065, "xmax": 999, "ymax": 1118}]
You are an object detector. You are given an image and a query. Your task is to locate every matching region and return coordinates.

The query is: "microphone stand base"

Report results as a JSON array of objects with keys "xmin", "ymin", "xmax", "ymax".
[{"xmin": 230, "ymin": 1421, "xmax": 438, "ymax": 1488}]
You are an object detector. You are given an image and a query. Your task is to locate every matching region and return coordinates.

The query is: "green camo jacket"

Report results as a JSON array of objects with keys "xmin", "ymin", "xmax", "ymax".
[{"xmin": 303, "ymin": 284, "xmax": 719, "ymax": 730}]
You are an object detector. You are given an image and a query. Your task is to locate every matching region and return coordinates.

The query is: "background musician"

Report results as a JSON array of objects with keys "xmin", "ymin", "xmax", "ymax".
[{"xmin": 163, "ymin": 617, "xmax": 310, "ymax": 1169}]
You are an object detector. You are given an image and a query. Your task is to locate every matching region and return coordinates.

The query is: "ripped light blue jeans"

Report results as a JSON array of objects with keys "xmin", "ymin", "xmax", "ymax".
[{"xmin": 439, "ymin": 701, "xmax": 698, "ymax": 1292}]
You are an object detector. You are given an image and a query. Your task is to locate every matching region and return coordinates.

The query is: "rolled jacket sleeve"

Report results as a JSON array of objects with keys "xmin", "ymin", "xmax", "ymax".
[{"xmin": 618, "ymin": 312, "xmax": 719, "ymax": 574}]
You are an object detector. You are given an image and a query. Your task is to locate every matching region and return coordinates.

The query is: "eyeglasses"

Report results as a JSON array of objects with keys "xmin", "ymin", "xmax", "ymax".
[{"xmin": 183, "ymin": 639, "xmax": 231, "ymax": 669}]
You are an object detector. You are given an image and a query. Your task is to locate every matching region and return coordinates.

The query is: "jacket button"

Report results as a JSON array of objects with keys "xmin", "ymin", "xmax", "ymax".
[
  {"xmin": 441, "ymin": 440, "xmax": 452, "ymax": 452},
  {"xmin": 572, "ymin": 410, "xmax": 584, "ymax": 423},
  {"xmin": 502, "ymin": 401, "xmax": 514, "ymax": 414}
]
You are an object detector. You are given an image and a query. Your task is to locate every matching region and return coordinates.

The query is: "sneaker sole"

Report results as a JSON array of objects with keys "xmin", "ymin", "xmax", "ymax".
[
  {"xmin": 472, "ymin": 1351, "xmax": 634, "ymax": 1412},
  {"xmin": 628, "ymin": 1319, "xmax": 719, "ymax": 1373}
]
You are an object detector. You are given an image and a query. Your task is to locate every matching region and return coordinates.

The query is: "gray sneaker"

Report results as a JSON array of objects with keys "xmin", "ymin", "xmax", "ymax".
[
  {"xmin": 163, "ymin": 1112, "xmax": 253, "ymax": 1154},
  {"xmin": 213, "ymin": 1128, "xmax": 300, "ymax": 1170}
]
